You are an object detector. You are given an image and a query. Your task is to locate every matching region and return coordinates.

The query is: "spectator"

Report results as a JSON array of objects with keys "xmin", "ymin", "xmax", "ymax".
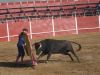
[
  {"xmin": 84, "ymin": 6, "xmax": 93, "ymax": 16},
  {"xmin": 96, "ymin": 1, "xmax": 100, "ymax": 15}
]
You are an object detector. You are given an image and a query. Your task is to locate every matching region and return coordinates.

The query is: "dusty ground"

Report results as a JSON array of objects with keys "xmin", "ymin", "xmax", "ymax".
[{"xmin": 0, "ymin": 32, "xmax": 100, "ymax": 75}]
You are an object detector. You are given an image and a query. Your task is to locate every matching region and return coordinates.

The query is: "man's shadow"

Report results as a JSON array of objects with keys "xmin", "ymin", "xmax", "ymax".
[
  {"xmin": 37, "ymin": 59, "xmax": 67, "ymax": 63},
  {"xmin": 0, "ymin": 60, "xmax": 32, "ymax": 68},
  {"xmin": 0, "ymin": 59, "xmax": 67, "ymax": 68},
  {"xmin": 0, "ymin": 60, "xmax": 47, "ymax": 68}
]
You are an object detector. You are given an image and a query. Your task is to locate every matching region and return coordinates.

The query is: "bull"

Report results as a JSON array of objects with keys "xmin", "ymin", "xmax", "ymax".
[{"xmin": 32, "ymin": 39, "xmax": 81, "ymax": 63}]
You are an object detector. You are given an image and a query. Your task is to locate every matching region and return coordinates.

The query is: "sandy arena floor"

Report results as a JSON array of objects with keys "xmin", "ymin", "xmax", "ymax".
[{"xmin": 0, "ymin": 32, "xmax": 100, "ymax": 75}]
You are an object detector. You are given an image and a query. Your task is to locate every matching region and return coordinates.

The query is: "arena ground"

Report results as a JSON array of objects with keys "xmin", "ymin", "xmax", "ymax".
[{"xmin": 0, "ymin": 32, "xmax": 100, "ymax": 75}]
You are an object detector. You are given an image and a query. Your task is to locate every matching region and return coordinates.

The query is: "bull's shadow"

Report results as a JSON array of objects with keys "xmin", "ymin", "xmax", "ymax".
[
  {"xmin": 37, "ymin": 59, "xmax": 72, "ymax": 63},
  {"xmin": 0, "ymin": 60, "xmax": 32, "ymax": 68}
]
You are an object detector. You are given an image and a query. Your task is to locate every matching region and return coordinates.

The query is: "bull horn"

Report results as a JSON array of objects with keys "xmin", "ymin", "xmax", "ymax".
[
  {"xmin": 38, "ymin": 51, "xmax": 43, "ymax": 56},
  {"xmin": 37, "ymin": 51, "xmax": 43, "ymax": 60},
  {"xmin": 38, "ymin": 43, "xmax": 42, "ymax": 49}
]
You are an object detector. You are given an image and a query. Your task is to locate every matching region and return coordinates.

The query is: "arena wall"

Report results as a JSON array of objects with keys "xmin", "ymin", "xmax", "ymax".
[
  {"xmin": 0, "ymin": 16, "xmax": 100, "ymax": 42},
  {"xmin": 0, "ymin": 0, "xmax": 100, "ymax": 42}
]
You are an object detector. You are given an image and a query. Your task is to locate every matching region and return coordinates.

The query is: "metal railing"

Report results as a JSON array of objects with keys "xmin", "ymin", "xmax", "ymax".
[{"xmin": 0, "ymin": 1, "xmax": 99, "ymax": 23}]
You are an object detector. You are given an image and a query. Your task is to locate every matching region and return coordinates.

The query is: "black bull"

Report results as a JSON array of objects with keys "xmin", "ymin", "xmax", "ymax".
[{"xmin": 32, "ymin": 39, "xmax": 81, "ymax": 62}]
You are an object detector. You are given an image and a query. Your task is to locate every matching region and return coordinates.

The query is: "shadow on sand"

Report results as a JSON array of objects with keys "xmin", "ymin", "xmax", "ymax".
[
  {"xmin": 0, "ymin": 60, "xmax": 32, "ymax": 68},
  {"xmin": 37, "ymin": 59, "xmax": 70, "ymax": 63},
  {"xmin": 0, "ymin": 59, "xmax": 70, "ymax": 68},
  {"xmin": 0, "ymin": 60, "xmax": 49, "ymax": 68}
]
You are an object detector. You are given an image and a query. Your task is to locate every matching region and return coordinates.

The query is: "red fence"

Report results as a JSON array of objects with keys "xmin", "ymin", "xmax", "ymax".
[
  {"xmin": 0, "ymin": 0, "xmax": 100, "ymax": 42},
  {"xmin": 78, "ymin": 16, "xmax": 99, "ymax": 33},
  {"xmin": 0, "ymin": 16, "xmax": 100, "ymax": 42}
]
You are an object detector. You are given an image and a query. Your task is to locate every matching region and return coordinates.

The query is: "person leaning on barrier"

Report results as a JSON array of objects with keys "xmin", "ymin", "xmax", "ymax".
[
  {"xmin": 96, "ymin": 1, "xmax": 100, "ymax": 15},
  {"xmin": 84, "ymin": 6, "xmax": 93, "ymax": 16}
]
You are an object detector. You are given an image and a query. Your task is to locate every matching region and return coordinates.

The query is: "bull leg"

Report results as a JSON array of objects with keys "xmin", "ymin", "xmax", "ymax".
[
  {"xmin": 37, "ymin": 53, "xmax": 46, "ymax": 60},
  {"xmin": 46, "ymin": 53, "xmax": 51, "ymax": 63},
  {"xmin": 71, "ymin": 50, "xmax": 80, "ymax": 62},
  {"xmin": 65, "ymin": 53, "xmax": 74, "ymax": 62}
]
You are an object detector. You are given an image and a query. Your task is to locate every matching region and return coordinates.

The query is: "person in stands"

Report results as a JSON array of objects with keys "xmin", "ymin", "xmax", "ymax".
[{"xmin": 96, "ymin": 1, "xmax": 100, "ymax": 15}]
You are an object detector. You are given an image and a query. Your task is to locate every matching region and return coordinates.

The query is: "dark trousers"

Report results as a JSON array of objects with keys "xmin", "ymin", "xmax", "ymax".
[{"xmin": 17, "ymin": 45, "xmax": 25, "ymax": 57}]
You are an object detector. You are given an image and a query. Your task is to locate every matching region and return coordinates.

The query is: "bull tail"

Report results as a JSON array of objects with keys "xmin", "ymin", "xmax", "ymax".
[{"xmin": 71, "ymin": 41, "xmax": 81, "ymax": 51}]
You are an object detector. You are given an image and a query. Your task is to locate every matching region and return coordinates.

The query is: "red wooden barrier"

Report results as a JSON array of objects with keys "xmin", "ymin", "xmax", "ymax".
[
  {"xmin": 0, "ymin": 23, "xmax": 8, "ymax": 42},
  {"xmin": 0, "ymin": 1, "xmax": 100, "ymax": 42},
  {"xmin": 31, "ymin": 18, "xmax": 53, "ymax": 39},
  {"xmin": 77, "ymin": 16, "xmax": 99, "ymax": 33},
  {"xmin": 0, "ymin": 16, "xmax": 100, "ymax": 42}
]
